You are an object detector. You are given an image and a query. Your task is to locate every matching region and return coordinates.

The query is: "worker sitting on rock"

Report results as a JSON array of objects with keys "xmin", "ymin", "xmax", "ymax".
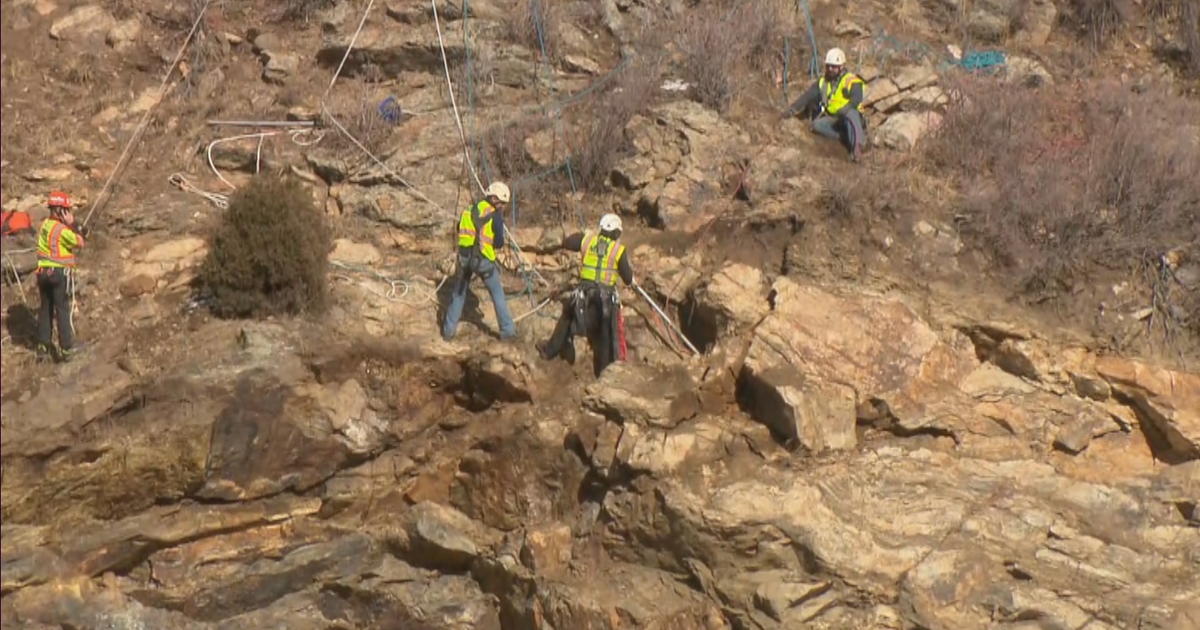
[
  {"xmin": 36, "ymin": 191, "xmax": 85, "ymax": 362},
  {"xmin": 442, "ymin": 182, "xmax": 517, "ymax": 341},
  {"xmin": 539, "ymin": 213, "xmax": 635, "ymax": 377},
  {"xmin": 782, "ymin": 47, "xmax": 868, "ymax": 161}
]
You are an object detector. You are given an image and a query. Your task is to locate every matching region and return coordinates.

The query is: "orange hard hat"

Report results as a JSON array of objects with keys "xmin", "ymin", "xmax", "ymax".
[{"xmin": 47, "ymin": 191, "xmax": 72, "ymax": 208}]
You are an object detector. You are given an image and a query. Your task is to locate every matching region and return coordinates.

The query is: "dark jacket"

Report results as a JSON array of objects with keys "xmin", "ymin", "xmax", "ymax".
[{"xmin": 783, "ymin": 70, "xmax": 865, "ymax": 118}]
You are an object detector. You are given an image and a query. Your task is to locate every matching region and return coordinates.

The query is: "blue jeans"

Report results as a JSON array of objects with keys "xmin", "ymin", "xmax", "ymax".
[
  {"xmin": 442, "ymin": 253, "xmax": 516, "ymax": 340},
  {"xmin": 812, "ymin": 110, "xmax": 866, "ymax": 155}
]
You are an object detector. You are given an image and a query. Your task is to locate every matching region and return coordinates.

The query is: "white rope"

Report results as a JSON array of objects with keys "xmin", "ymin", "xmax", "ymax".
[
  {"xmin": 324, "ymin": 0, "xmax": 377, "ymax": 100},
  {"xmin": 432, "ymin": 0, "xmax": 485, "ymax": 194},
  {"xmin": 635, "ymin": 284, "xmax": 700, "ymax": 355},
  {"xmin": 207, "ymin": 131, "xmax": 281, "ymax": 189},
  {"xmin": 4, "ymin": 252, "xmax": 26, "ymax": 305},
  {"xmin": 83, "ymin": 0, "xmax": 213, "ymax": 228},
  {"xmin": 169, "ymin": 173, "xmax": 229, "ymax": 208},
  {"xmin": 514, "ymin": 295, "xmax": 554, "ymax": 323}
]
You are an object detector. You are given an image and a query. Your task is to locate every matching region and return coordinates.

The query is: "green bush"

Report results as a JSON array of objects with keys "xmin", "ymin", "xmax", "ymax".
[{"xmin": 201, "ymin": 176, "xmax": 330, "ymax": 318}]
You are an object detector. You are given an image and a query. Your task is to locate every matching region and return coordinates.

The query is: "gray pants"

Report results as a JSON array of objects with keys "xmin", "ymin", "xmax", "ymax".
[{"xmin": 811, "ymin": 110, "xmax": 866, "ymax": 155}]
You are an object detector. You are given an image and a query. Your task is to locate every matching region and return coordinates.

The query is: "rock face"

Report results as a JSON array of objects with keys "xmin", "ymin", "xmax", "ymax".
[{"xmin": 4, "ymin": 1, "xmax": 1199, "ymax": 629}]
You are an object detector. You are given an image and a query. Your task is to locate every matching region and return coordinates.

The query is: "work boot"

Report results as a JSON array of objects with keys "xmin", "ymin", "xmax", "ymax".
[{"xmin": 59, "ymin": 342, "xmax": 86, "ymax": 363}]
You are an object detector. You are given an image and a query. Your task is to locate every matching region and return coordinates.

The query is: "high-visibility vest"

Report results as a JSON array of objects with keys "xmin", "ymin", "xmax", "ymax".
[
  {"xmin": 819, "ymin": 72, "xmax": 866, "ymax": 115},
  {"xmin": 36, "ymin": 218, "xmax": 83, "ymax": 269},
  {"xmin": 579, "ymin": 232, "xmax": 625, "ymax": 286},
  {"xmin": 456, "ymin": 200, "xmax": 497, "ymax": 261}
]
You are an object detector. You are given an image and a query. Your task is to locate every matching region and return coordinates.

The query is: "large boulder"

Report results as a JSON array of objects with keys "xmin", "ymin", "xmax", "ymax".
[
  {"xmin": 875, "ymin": 112, "xmax": 942, "ymax": 151},
  {"xmin": 403, "ymin": 501, "xmax": 501, "ymax": 572},
  {"xmin": 1095, "ymin": 357, "xmax": 1200, "ymax": 462},
  {"xmin": 602, "ymin": 448, "xmax": 1200, "ymax": 627},
  {"xmin": 741, "ymin": 278, "xmax": 977, "ymax": 432},
  {"xmin": 583, "ymin": 362, "xmax": 700, "ymax": 428},
  {"xmin": 199, "ymin": 371, "xmax": 364, "ymax": 501}
]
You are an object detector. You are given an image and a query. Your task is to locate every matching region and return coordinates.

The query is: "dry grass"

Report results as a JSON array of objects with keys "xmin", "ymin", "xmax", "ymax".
[
  {"xmin": 1068, "ymin": 0, "xmax": 1136, "ymax": 47},
  {"xmin": 200, "ymin": 176, "xmax": 331, "ymax": 318},
  {"xmin": 567, "ymin": 57, "xmax": 664, "ymax": 191},
  {"xmin": 320, "ymin": 77, "xmax": 397, "ymax": 167},
  {"xmin": 675, "ymin": 0, "xmax": 788, "ymax": 113},
  {"xmin": 926, "ymin": 76, "xmax": 1200, "ymax": 295},
  {"xmin": 277, "ymin": 0, "xmax": 335, "ymax": 23},
  {"xmin": 506, "ymin": 0, "xmax": 562, "ymax": 62}
]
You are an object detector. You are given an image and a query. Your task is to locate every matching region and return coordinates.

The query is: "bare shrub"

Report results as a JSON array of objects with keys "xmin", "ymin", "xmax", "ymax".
[
  {"xmin": 676, "ymin": 0, "xmax": 788, "ymax": 112},
  {"xmin": 476, "ymin": 114, "xmax": 556, "ymax": 184},
  {"xmin": 1148, "ymin": 0, "xmax": 1200, "ymax": 76},
  {"xmin": 569, "ymin": 57, "xmax": 664, "ymax": 190},
  {"xmin": 278, "ymin": 0, "xmax": 335, "ymax": 23},
  {"xmin": 320, "ymin": 75, "xmax": 397, "ymax": 166},
  {"xmin": 201, "ymin": 176, "xmax": 330, "ymax": 318},
  {"xmin": 506, "ymin": 0, "xmax": 562, "ymax": 62},
  {"xmin": 926, "ymin": 76, "xmax": 1200, "ymax": 290},
  {"xmin": 1068, "ymin": 0, "xmax": 1136, "ymax": 46}
]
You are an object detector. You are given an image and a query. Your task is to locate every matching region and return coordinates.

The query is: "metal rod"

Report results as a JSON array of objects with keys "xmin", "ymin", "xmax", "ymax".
[
  {"xmin": 206, "ymin": 120, "xmax": 316, "ymax": 127},
  {"xmin": 635, "ymin": 284, "xmax": 701, "ymax": 356}
]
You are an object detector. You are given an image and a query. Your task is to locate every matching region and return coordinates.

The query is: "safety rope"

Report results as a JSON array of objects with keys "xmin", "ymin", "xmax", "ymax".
[
  {"xmin": 797, "ymin": 0, "xmax": 820, "ymax": 78},
  {"xmin": 169, "ymin": 173, "xmax": 229, "ymax": 208},
  {"xmin": 432, "ymin": 0, "xmax": 485, "ymax": 194},
  {"xmin": 83, "ymin": 0, "xmax": 213, "ymax": 228},
  {"xmin": 324, "ymin": 0, "xmax": 376, "ymax": 101}
]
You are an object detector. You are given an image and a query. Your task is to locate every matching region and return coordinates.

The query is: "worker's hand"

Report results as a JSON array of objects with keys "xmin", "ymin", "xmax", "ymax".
[{"xmin": 62, "ymin": 210, "xmax": 76, "ymax": 226}]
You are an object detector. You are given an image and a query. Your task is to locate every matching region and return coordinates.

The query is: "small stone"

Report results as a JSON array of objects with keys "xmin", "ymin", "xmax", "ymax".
[
  {"xmin": 893, "ymin": 64, "xmax": 937, "ymax": 90},
  {"xmin": 563, "ymin": 54, "xmax": 601, "ymax": 75},
  {"xmin": 120, "ymin": 274, "xmax": 156, "ymax": 298},
  {"xmin": 262, "ymin": 53, "xmax": 298, "ymax": 85},
  {"xmin": 330, "ymin": 238, "xmax": 382, "ymax": 266},
  {"xmin": 24, "ymin": 167, "xmax": 74, "ymax": 182},
  {"xmin": 875, "ymin": 112, "xmax": 942, "ymax": 151},
  {"xmin": 49, "ymin": 5, "xmax": 116, "ymax": 41},
  {"xmin": 864, "ymin": 78, "xmax": 900, "ymax": 108},
  {"xmin": 105, "ymin": 17, "xmax": 140, "ymax": 49},
  {"xmin": 252, "ymin": 32, "xmax": 282, "ymax": 54},
  {"xmin": 834, "ymin": 20, "xmax": 868, "ymax": 37}
]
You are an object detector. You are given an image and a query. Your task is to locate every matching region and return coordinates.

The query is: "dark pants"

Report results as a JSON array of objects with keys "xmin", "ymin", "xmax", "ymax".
[
  {"xmin": 542, "ymin": 283, "xmax": 620, "ymax": 377},
  {"xmin": 37, "ymin": 267, "xmax": 73, "ymax": 351},
  {"xmin": 812, "ymin": 109, "xmax": 867, "ymax": 156}
]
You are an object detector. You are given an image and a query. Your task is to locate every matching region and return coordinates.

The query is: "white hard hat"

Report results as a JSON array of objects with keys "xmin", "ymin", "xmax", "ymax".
[
  {"xmin": 599, "ymin": 213, "xmax": 622, "ymax": 232},
  {"xmin": 485, "ymin": 181, "xmax": 511, "ymax": 203},
  {"xmin": 824, "ymin": 48, "xmax": 846, "ymax": 66}
]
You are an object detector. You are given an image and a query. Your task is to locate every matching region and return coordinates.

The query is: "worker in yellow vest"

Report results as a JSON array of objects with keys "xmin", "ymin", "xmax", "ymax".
[
  {"xmin": 539, "ymin": 213, "xmax": 636, "ymax": 376},
  {"xmin": 782, "ymin": 47, "xmax": 868, "ymax": 161},
  {"xmin": 442, "ymin": 182, "xmax": 517, "ymax": 341},
  {"xmin": 35, "ymin": 191, "xmax": 86, "ymax": 361}
]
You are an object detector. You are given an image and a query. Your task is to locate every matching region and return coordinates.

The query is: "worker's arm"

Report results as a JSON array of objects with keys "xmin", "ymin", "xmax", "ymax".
[
  {"xmin": 618, "ymin": 252, "xmax": 635, "ymax": 286},
  {"xmin": 492, "ymin": 212, "xmax": 506, "ymax": 250},
  {"xmin": 781, "ymin": 82, "xmax": 820, "ymax": 118},
  {"xmin": 60, "ymin": 224, "xmax": 84, "ymax": 250},
  {"xmin": 562, "ymin": 232, "xmax": 585, "ymax": 252},
  {"xmin": 841, "ymin": 81, "xmax": 865, "ymax": 114}
]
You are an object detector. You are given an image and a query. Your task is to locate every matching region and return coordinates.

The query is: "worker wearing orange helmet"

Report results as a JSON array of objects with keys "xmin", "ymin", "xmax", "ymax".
[{"xmin": 35, "ymin": 191, "xmax": 85, "ymax": 361}]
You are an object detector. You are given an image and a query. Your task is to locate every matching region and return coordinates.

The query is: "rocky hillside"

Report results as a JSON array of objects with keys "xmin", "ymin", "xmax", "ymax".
[{"xmin": 2, "ymin": 1, "xmax": 1198, "ymax": 629}]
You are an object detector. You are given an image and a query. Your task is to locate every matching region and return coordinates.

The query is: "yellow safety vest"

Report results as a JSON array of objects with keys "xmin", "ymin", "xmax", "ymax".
[
  {"xmin": 457, "ymin": 200, "xmax": 497, "ymax": 261},
  {"xmin": 819, "ymin": 72, "xmax": 866, "ymax": 115},
  {"xmin": 579, "ymin": 232, "xmax": 625, "ymax": 286},
  {"xmin": 36, "ymin": 218, "xmax": 83, "ymax": 269}
]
